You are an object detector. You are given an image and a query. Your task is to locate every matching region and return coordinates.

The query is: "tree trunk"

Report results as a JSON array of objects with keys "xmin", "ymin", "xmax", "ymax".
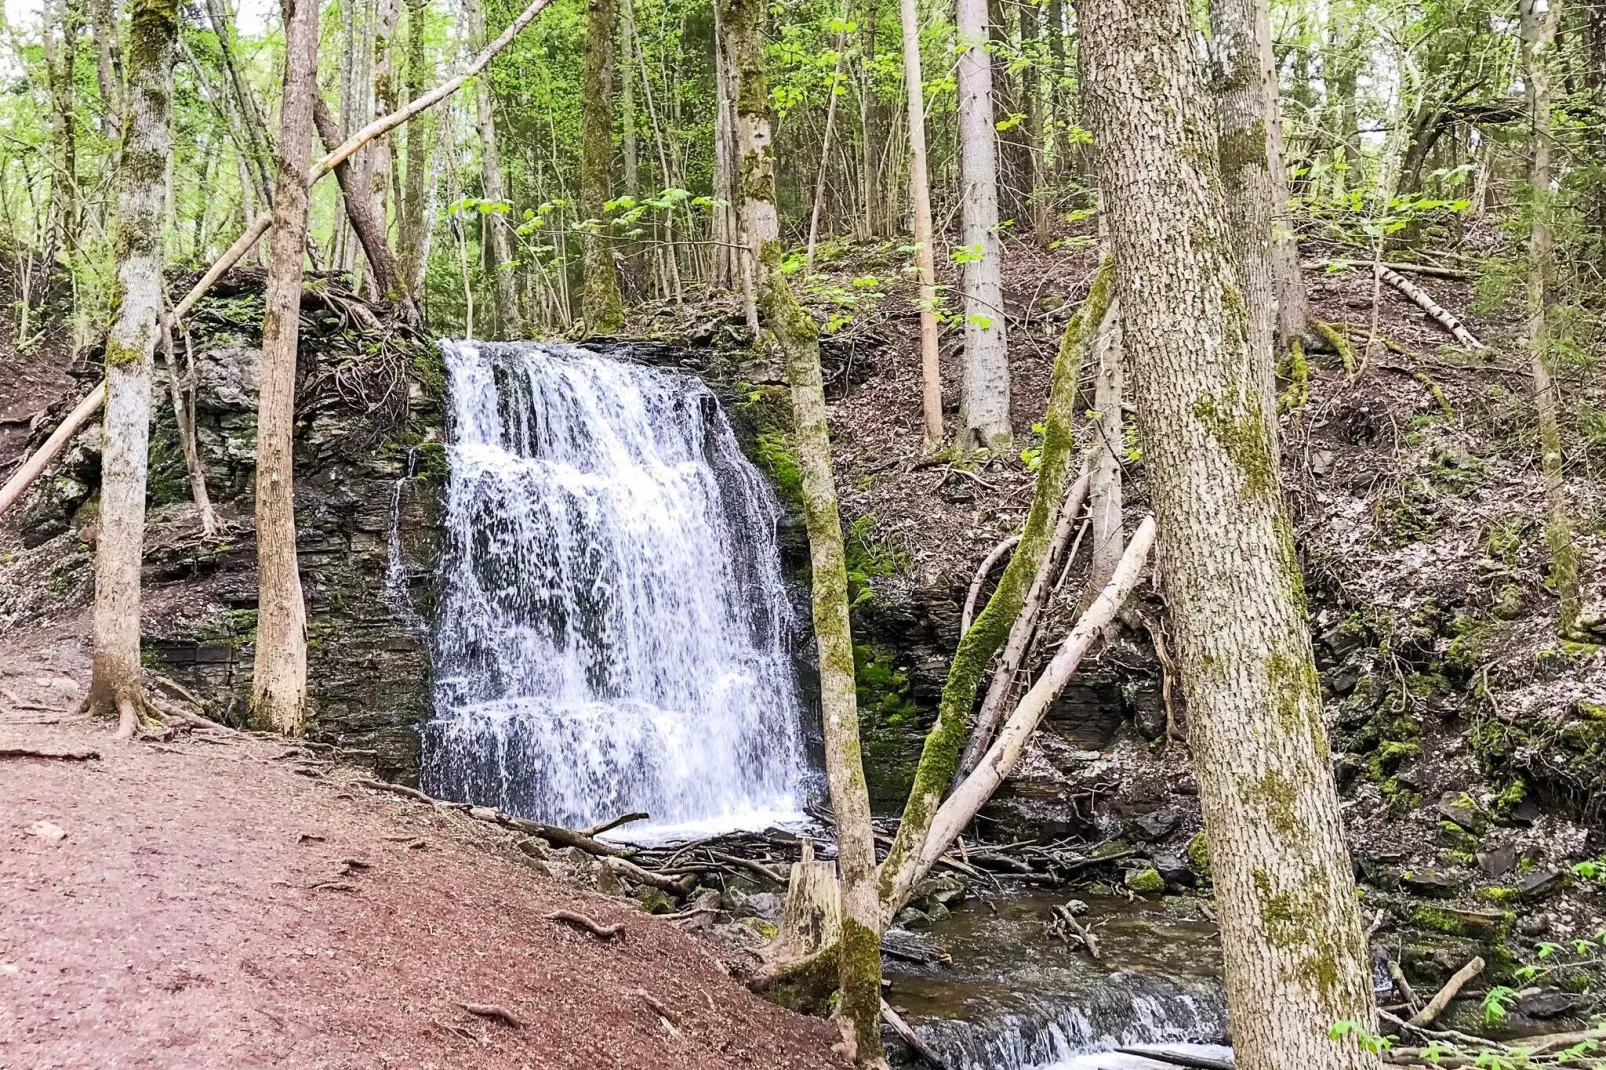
[
  {"xmin": 1522, "ymin": 0, "xmax": 1582, "ymax": 637},
  {"xmin": 899, "ymin": 0, "xmax": 943, "ymax": 448},
  {"xmin": 88, "ymin": 0, "xmax": 179, "ymax": 740},
  {"xmin": 804, "ymin": 11, "xmax": 848, "ymax": 278},
  {"xmin": 371, "ymin": 0, "xmax": 400, "ymax": 230},
  {"xmin": 1210, "ymin": 0, "xmax": 1307, "ymax": 359},
  {"xmin": 710, "ymin": 4, "xmax": 739, "ymax": 291},
  {"xmin": 720, "ymin": 0, "xmax": 882, "ymax": 1059},
  {"xmin": 203, "ymin": 0, "xmax": 275, "ymax": 207},
  {"xmin": 397, "ymin": 0, "xmax": 433, "ymax": 296},
  {"xmin": 1085, "ymin": 297, "xmax": 1125, "ymax": 600},
  {"xmin": 88, "ymin": 0, "xmax": 122, "ymax": 144},
  {"xmin": 620, "ymin": 0, "xmax": 638, "ymax": 197},
  {"xmin": 1022, "ymin": 2, "xmax": 1048, "ymax": 247},
  {"xmin": 251, "ymin": 0, "xmax": 320, "ymax": 735},
  {"xmin": 988, "ymin": 0, "xmax": 1028, "ymax": 224},
  {"xmin": 955, "ymin": 0, "xmax": 1011, "ymax": 450},
  {"xmin": 581, "ymin": 0, "xmax": 623, "ymax": 332},
  {"xmin": 311, "ymin": 96, "xmax": 409, "ymax": 308},
  {"xmin": 464, "ymin": 0, "xmax": 523, "ymax": 338},
  {"xmin": 1080, "ymin": 1, "xmax": 1380, "ymax": 1069},
  {"xmin": 1046, "ymin": 0, "xmax": 1067, "ymax": 178},
  {"xmin": 44, "ymin": 0, "xmax": 82, "ymax": 262}
]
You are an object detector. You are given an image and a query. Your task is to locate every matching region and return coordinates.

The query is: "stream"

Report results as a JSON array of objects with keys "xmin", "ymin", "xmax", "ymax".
[
  {"xmin": 884, "ymin": 891, "xmax": 1227, "ymax": 1070},
  {"xmin": 416, "ymin": 340, "xmax": 1231, "ymax": 1070}
]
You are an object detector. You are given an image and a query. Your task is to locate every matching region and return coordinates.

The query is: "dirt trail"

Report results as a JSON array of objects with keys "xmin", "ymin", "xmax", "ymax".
[{"xmin": 0, "ymin": 634, "xmax": 842, "ymax": 1070}]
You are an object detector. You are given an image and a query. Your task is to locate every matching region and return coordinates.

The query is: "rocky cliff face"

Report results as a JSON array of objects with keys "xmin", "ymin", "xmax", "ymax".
[{"xmin": 0, "ymin": 272, "xmax": 446, "ymax": 783}]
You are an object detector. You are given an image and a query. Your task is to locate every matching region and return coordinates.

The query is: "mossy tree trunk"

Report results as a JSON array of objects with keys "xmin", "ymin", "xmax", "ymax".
[
  {"xmin": 720, "ymin": 0, "xmax": 881, "ymax": 1060},
  {"xmin": 251, "ymin": 0, "xmax": 319, "ymax": 735},
  {"xmin": 1211, "ymin": 0, "xmax": 1307, "ymax": 367},
  {"xmin": 398, "ymin": 0, "xmax": 435, "ymax": 298},
  {"xmin": 581, "ymin": 0, "xmax": 623, "ymax": 333},
  {"xmin": 1521, "ymin": 0, "xmax": 1583, "ymax": 638},
  {"xmin": 88, "ymin": 0, "xmax": 180, "ymax": 740},
  {"xmin": 881, "ymin": 259, "xmax": 1112, "ymax": 914},
  {"xmin": 1081, "ymin": 0, "xmax": 1380, "ymax": 1069}
]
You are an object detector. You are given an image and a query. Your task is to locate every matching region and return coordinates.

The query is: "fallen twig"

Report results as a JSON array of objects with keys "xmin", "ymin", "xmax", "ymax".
[
  {"xmin": 459, "ymin": 1002, "xmax": 525, "ymax": 1028},
  {"xmin": 1115, "ymin": 1046, "xmax": 1235, "ymax": 1070},
  {"xmin": 545, "ymin": 909, "xmax": 624, "ymax": 940},
  {"xmin": 355, "ymin": 778, "xmax": 440, "ymax": 806},
  {"xmin": 961, "ymin": 533, "xmax": 1020, "ymax": 637},
  {"xmin": 579, "ymin": 812, "xmax": 650, "ymax": 837},
  {"xmin": 881, "ymin": 1000, "xmax": 951, "ymax": 1070},
  {"xmin": 1408, "ymin": 955, "xmax": 1483, "ymax": 1028}
]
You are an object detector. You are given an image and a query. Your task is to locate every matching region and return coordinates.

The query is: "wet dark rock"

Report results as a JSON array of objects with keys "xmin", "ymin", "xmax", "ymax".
[
  {"xmin": 1129, "ymin": 809, "xmax": 1182, "ymax": 842},
  {"xmin": 1150, "ymin": 851, "xmax": 1193, "ymax": 887},
  {"xmin": 1518, "ymin": 991, "xmax": 1578, "ymax": 1019},
  {"xmin": 1477, "ymin": 846, "xmax": 1517, "ymax": 878},
  {"xmin": 1327, "ymin": 665, "xmax": 1360, "ymax": 695},
  {"xmin": 1506, "ymin": 799, "xmax": 1542, "ymax": 827},
  {"xmin": 1515, "ymin": 868, "xmax": 1569, "ymax": 900}
]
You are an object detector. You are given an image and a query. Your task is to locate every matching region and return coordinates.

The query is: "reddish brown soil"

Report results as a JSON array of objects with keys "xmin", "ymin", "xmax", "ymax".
[{"xmin": 0, "ymin": 634, "xmax": 843, "ymax": 1070}]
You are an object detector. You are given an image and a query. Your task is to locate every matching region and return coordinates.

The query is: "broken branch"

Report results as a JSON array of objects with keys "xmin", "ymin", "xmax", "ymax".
[{"xmin": 459, "ymin": 1002, "xmax": 525, "ymax": 1028}]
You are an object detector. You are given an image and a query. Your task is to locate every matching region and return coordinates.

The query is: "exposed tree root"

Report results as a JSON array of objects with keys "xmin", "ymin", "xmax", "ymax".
[
  {"xmin": 0, "ymin": 746, "xmax": 101, "ymax": 761},
  {"xmin": 544, "ymin": 910, "xmax": 624, "ymax": 940},
  {"xmin": 1308, "ymin": 319, "xmax": 1356, "ymax": 373},
  {"xmin": 459, "ymin": 1002, "xmax": 525, "ymax": 1028}
]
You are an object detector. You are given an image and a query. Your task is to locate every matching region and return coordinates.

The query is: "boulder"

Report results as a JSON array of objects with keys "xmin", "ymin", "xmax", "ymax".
[
  {"xmin": 1150, "ymin": 851, "xmax": 1194, "ymax": 887},
  {"xmin": 1129, "ymin": 809, "xmax": 1182, "ymax": 842},
  {"xmin": 1124, "ymin": 867, "xmax": 1166, "ymax": 895},
  {"xmin": 734, "ymin": 891, "xmax": 783, "ymax": 922},
  {"xmin": 1518, "ymin": 991, "xmax": 1578, "ymax": 1019},
  {"xmin": 1401, "ymin": 868, "xmax": 1463, "ymax": 898}
]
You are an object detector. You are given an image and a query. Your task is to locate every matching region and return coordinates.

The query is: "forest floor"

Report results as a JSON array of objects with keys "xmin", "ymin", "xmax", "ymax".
[{"xmin": 0, "ymin": 626, "xmax": 844, "ymax": 1070}]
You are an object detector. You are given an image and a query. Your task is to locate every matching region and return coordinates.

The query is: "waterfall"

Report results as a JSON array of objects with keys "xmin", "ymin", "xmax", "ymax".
[{"xmin": 421, "ymin": 341, "xmax": 815, "ymax": 837}]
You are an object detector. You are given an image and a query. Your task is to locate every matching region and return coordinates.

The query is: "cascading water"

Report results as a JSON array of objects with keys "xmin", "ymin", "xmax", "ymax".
[{"xmin": 421, "ymin": 340, "xmax": 815, "ymax": 835}]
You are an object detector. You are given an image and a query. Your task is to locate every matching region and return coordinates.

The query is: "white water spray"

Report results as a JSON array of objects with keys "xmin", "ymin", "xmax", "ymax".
[{"xmin": 421, "ymin": 341, "xmax": 814, "ymax": 836}]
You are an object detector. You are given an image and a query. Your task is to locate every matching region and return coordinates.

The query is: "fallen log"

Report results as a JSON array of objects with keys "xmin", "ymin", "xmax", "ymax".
[
  {"xmin": 894, "ymin": 517, "xmax": 1157, "ymax": 908},
  {"xmin": 544, "ymin": 910, "xmax": 624, "ymax": 940},
  {"xmin": 0, "ymin": 383, "xmax": 106, "ymax": 519},
  {"xmin": 1375, "ymin": 264, "xmax": 1484, "ymax": 349},
  {"xmin": 355, "ymin": 777, "xmax": 440, "ymax": 806},
  {"xmin": 1051, "ymin": 903, "xmax": 1100, "ymax": 960},
  {"xmin": 579, "ymin": 812, "xmax": 649, "ymax": 837}
]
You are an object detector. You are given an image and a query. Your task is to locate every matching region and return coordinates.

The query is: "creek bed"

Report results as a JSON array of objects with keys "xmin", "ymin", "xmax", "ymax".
[{"xmin": 884, "ymin": 891, "xmax": 1229, "ymax": 1070}]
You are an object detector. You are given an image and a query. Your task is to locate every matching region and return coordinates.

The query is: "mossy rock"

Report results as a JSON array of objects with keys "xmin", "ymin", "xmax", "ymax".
[
  {"xmin": 1409, "ymin": 903, "xmax": 1513, "ymax": 940},
  {"xmin": 1187, "ymin": 831, "xmax": 1211, "ymax": 880},
  {"xmin": 635, "ymin": 886, "xmax": 677, "ymax": 914},
  {"xmin": 1124, "ymin": 867, "xmax": 1166, "ymax": 895}
]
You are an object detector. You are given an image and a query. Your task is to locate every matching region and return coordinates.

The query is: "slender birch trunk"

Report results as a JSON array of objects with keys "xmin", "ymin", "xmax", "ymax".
[
  {"xmin": 251, "ymin": 0, "xmax": 320, "ymax": 734},
  {"xmin": 900, "ymin": 0, "xmax": 943, "ymax": 448},
  {"xmin": 1521, "ymin": 0, "xmax": 1582, "ymax": 637},
  {"xmin": 581, "ymin": 0, "xmax": 623, "ymax": 331},
  {"xmin": 88, "ymin": 0, "xmax": 179, "ymax": 740},
  {"xmin": 1080, "ymin": 0, "xmax": 1379, "ymax": 1067},
  {"xmin": 720, "ymin": 0, "xmax": 881, "ymax": 1059},
  {"xmin": 956, "ymin": 0, "xmax": 1011, "ymax": 450},
  {"xmin": 371, "ymin": 0, "xmax": 400, "ymax": 228},
  {"xmin": 620, "ymin": 0, "xmax": 638, "ymax": 196},
  {"xmin": 1085, "ymin": 298, "xmax": 1125, "ymax": 599},
  {"xmin": 464, "ymin": 0, "xmax": 523, "ymax": 338}
]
